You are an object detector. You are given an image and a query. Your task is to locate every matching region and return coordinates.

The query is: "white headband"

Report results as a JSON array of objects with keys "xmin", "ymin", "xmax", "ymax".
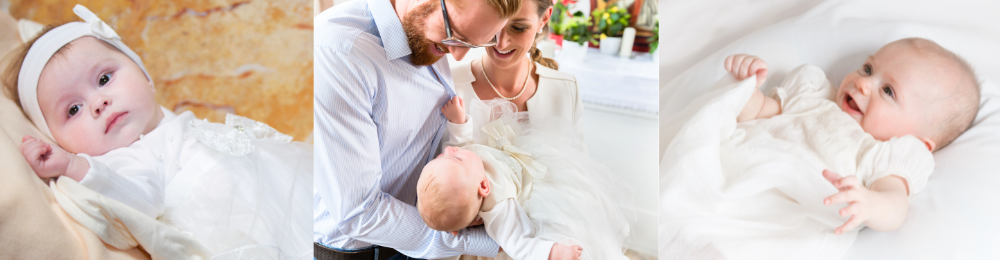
[{"xmin": 18, "ymin": 4, "xmax": 152, "ymax": 141}]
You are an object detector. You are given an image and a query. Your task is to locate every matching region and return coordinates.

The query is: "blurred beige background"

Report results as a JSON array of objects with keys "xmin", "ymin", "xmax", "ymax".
[{"xmin": 5, "ymin": 0, "xmax": 314, "ymax": 141}]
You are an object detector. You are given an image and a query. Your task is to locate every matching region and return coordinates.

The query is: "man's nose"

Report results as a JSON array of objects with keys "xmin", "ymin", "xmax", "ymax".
[{"xmin": 449, "ymin": 46, "xmax": 470, "ymax": 61}]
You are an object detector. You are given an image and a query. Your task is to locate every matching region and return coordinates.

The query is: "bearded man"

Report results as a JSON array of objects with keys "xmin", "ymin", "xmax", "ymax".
[{"xmin": 313, "ymin": 0, "xmax": 520, "ymax": 258}]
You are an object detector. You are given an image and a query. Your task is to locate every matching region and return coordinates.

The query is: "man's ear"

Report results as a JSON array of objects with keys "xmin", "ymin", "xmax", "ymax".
[
  {"xmin": 918, "ymin": 136, "xmax": 936, "ymax": 152},
  {"xmin": 478, "ymin": 176, "xmax": 490, "ymax": 198}
]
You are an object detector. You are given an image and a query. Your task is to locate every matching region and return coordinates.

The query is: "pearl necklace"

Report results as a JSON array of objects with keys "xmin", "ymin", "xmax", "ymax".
[{"xmin": 480, "ymin": 57, "xmax": 531, "ymax": 101}]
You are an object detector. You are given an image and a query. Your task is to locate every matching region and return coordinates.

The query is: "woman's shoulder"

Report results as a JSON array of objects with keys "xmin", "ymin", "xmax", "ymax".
[
  {"xmin": 534, "ymin": 62, "xmax": 577, "ymax": 82},
  {"xmin": 449, "ymin": 61, "xmax": 475, "ymax": 85},
  {"xmin": 449, "ymin": 61, "xmax": 477, "ymax": 96}
]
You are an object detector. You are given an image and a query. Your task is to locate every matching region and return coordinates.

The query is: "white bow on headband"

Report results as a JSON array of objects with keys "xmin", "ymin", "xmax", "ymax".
[{"xmin": 17, "ymin": 4, "xmax": 152, "ymax": 142}]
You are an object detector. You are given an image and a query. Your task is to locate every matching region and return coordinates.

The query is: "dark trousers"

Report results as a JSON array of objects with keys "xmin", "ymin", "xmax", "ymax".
[{"xmin": 314, "ymin": 242, "xmax": 424, "ymax": 260}]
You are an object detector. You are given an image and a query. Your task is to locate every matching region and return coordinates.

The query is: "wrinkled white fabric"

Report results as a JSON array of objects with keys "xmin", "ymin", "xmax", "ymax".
[
  {"xmin": 444, "ymin": 100, "xmax": 634, "ymax": 260},
  {"xmin": 51, "ymin": 177, "xmax": 211, "ymax": 260},
  {"xmin": 75, "ymin": 107, "xmax": 312, "ymax": 259},
  {"xmin": 660, "ymin": 65, "xmax": 934, "ymax": 260}
]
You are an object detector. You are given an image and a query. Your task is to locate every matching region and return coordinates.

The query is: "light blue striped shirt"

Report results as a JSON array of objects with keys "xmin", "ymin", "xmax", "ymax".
[{"xmin": 313, "ymin": 0, "xmax": 499, "ymax": 258}]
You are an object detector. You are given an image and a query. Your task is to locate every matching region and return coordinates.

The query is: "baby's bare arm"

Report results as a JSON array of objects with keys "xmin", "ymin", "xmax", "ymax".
[
  {"xmin": 726, "ymin": 54, "xmax": 780, "ymax": 122},
  {"xmin": 737, "ymin": 89, "xmax": 782, "ymax": 122},
  {"xmin": 863, "ymin": 176, "xmax": 909, "ymax": 232}
]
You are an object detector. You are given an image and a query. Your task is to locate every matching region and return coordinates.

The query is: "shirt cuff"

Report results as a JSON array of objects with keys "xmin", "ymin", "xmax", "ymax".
[{"xmin": 463, "ymin": 225, "xmax": 500, "ymax": 257}]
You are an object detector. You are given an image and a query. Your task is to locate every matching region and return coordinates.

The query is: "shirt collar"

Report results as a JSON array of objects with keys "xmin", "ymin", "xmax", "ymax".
[{"xmin": 369, "ymin": 0, "xmax": 411, "ymax": 61}]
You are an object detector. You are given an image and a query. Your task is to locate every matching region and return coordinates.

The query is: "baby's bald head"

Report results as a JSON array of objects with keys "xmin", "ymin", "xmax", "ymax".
[{"xmin": 416, "ymin": 147, "xmax": 486, "ymax": 232}]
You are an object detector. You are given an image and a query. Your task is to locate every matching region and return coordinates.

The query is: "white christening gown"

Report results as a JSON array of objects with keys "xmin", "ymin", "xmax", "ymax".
[
  {"xmin": 443, "ymin": 100, "xmax": 635, "ymax": 260},
  {"xmin": 77, "ymin": 107, "xmax": 312, "ymax": 259}
]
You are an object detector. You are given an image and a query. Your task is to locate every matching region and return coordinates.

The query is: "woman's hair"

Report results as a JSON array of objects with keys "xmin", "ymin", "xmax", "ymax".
[
  {"xmin": 528, "ymin": 0, "xmax": 557, "ymax": 70},
  {"xmin": 2, "ymin": 23, "xmax": 66, "ymax": 113}
]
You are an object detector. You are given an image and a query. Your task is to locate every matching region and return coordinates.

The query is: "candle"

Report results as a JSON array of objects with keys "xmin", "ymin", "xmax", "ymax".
[{"xmin": 619, "ymin": 27, "xmax": 636, "ymax": 58}]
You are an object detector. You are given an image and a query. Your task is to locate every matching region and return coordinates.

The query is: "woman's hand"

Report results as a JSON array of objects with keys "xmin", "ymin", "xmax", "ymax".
[{"xmin": 724, "ymin": 54, "xmax": 768, "ymax": 88}]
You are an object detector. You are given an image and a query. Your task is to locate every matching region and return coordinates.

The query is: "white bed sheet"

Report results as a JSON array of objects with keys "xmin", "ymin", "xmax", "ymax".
[{"xmin": 660, "ymin": 0, "xmax": 1000, "ymax": 259}]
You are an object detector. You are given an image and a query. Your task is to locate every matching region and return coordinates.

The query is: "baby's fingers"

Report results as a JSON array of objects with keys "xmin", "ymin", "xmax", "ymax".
[
  {"xmin": 738, "ymin": 57, "xmax": 757, "ymax": 79},
  {"xmin": 837, "ymin": 201, "xmax": 864, "ymax": 217},
  {"xmin": 824, "ymin": 189, "xmax": 858, "ymax": 205},
  {"xmin": 821, "ymin": 169, "xmax": 841, "ymax": 185},
  {"xmin": 836, "ymin": 215, "xmax": 864, "ymax": 235},
  {"xmin": 834, "ymin": 175, "xmax": 861, "ymax": 190},
  {"xmin": 724, "ymin": 55, "xmax": 735, "ymax": 72}
]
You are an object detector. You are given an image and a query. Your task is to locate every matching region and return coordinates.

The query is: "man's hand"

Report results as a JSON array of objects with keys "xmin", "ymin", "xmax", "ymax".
[
  {"xmin": 19, "ymin": 135, "xmax": 89, "ymax": 181},
  {"xmin": 724, "ymin": 54, "xmax": 768, "ymax": 88},
  {"xmin": 548, "ymin": 243, "xmax": 582, "ymax": 260},
  {"xmin": 442, "ymin": 96, "xmax": 467, "ymax": 124}
]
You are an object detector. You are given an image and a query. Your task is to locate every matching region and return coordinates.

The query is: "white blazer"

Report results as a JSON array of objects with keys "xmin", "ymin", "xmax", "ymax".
[{"xmin": 450, "ymin": 61, "xmax": 586, "ymax": 138}]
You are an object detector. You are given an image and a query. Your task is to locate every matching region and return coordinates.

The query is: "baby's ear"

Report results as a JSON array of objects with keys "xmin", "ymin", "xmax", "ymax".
[
  {"xmin": 478, "ymin": 177, "xmax": 490, "ymax": 198},
  {"xmin": 918, "ymin": 136, "xmax": 937, "ymax": 152}
]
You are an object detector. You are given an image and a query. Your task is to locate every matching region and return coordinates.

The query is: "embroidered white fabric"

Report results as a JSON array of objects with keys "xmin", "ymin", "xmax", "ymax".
[{"xmin": 185, "ymin": 114, "xmax": 293, "ymax": 156}]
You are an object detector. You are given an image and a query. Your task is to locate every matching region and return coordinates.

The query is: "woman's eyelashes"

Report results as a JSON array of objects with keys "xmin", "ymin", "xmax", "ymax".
[{"xmin": 511, "ymin": 24, "xmax": 529, "ymax": 33}]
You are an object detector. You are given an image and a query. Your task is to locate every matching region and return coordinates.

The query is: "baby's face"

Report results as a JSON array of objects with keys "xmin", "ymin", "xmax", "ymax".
[
  {"xmin": 836, "ymin": 41, "xmax": 956, "ymax": 144},
  {"xmin": 36, "ymin": 37, "xmax": 162, "ymax": 155}
]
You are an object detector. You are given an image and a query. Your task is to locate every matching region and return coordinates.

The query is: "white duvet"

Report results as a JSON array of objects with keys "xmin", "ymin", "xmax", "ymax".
[{"xmin": 661, "ymin": 64, "xmax": 936, "ymax": 260}]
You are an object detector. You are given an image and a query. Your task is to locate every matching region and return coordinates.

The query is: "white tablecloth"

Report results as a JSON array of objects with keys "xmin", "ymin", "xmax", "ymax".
[{"xmin": 555, "ymin": 48, "xmax": 659, "ymax": 114}]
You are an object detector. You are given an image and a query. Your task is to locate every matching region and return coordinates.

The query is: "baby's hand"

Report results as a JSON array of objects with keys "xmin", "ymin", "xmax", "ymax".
[
  {"xmin": 548, "ymin": 243, "xmax": 582, "ymax": 260},
  {"xmin": 441, "ymin": 96, "xmax": 467, "ymax": 124},
  {"xmin": 20, "ymin": 135, "xmax": 72, "ymax": 179},
  {"xmin": 822, "ymin": 169, "xmax": 877, "ymax": 235},
  {"xmin": 724, "ymin": 54, "xmax": 768, "ymax": 87}
]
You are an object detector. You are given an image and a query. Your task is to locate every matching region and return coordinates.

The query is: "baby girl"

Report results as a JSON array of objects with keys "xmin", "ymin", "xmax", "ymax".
[
  {"xmin": 415, "ymin": 98, "xmax": 633, "ymax": 260},
  {"xmin": 5, "ymin": 5, "xmax": 311, "ymax": 259},
  {"xmin": 725, "ymin": 37, "xmax": 979, "ymax": 234}
]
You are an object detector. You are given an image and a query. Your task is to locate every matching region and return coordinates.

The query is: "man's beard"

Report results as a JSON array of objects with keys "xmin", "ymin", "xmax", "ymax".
[{"xmin": 403, "ymin": 0, "xmax": 448, "ymax": 66}]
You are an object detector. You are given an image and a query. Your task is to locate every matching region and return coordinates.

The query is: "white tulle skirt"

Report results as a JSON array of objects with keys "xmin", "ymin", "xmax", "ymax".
[
  {"xmin": 164, "ymin": 137, "xmax": 313, "ymax": 259},
  {"xmin": 473, "ymin": 99, "xmax": 636, "ymax": 260}
]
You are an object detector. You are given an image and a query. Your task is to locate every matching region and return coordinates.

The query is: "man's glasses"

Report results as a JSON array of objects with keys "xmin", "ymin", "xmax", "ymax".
[{"xmin": 440, "ymin": 0, "xmax": 498, "ymax": 48}]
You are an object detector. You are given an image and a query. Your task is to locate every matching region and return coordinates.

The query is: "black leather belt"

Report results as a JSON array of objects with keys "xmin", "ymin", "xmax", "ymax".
[{"xmin": 314, "ymin": 243, "xmax": 401, "ymax": 260}]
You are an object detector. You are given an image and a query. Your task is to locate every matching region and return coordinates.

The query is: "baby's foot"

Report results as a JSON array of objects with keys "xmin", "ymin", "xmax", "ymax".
[{"xmin": 548, "ymin": 243, "xmax": 583, "ymax": 260}]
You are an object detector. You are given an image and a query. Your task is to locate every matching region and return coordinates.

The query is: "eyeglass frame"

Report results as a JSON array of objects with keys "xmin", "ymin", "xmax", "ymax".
[{"xmin": 439, "ymin": 0, "xmax": 499, "ymax": 48}]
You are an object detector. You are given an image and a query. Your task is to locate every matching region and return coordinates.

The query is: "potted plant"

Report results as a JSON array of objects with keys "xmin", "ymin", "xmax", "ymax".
[
  {"xmin": 554, "ymin": 10, "xmax": 595, "ymax": 63},
  {"xmin": 592, "ymin": 4, "xmax": 631, "ymax": 55},
  {"xmin": 649, "ymin": 18, "xmax": 659, "ymax": 62}
]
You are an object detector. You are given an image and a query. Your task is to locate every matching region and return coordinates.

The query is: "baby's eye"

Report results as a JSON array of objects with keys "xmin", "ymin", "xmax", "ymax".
[
  {"xmin": 68, "ymin": 104, "xmax": 81, "ymax": 117},
  {"xmin": 882, "ymin": 85, "xmax": 894, "ymax": 98},
  {"xmin": 454, "ymin": 156, "xmax": 464, "ymax": 162},
  {"xmin": 98, "ymin": 72, "xmax": 112, "ymax": 86},
  {"xmin": 862, "ymin": 64, "xmax": 872, "ymax": 75}
]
